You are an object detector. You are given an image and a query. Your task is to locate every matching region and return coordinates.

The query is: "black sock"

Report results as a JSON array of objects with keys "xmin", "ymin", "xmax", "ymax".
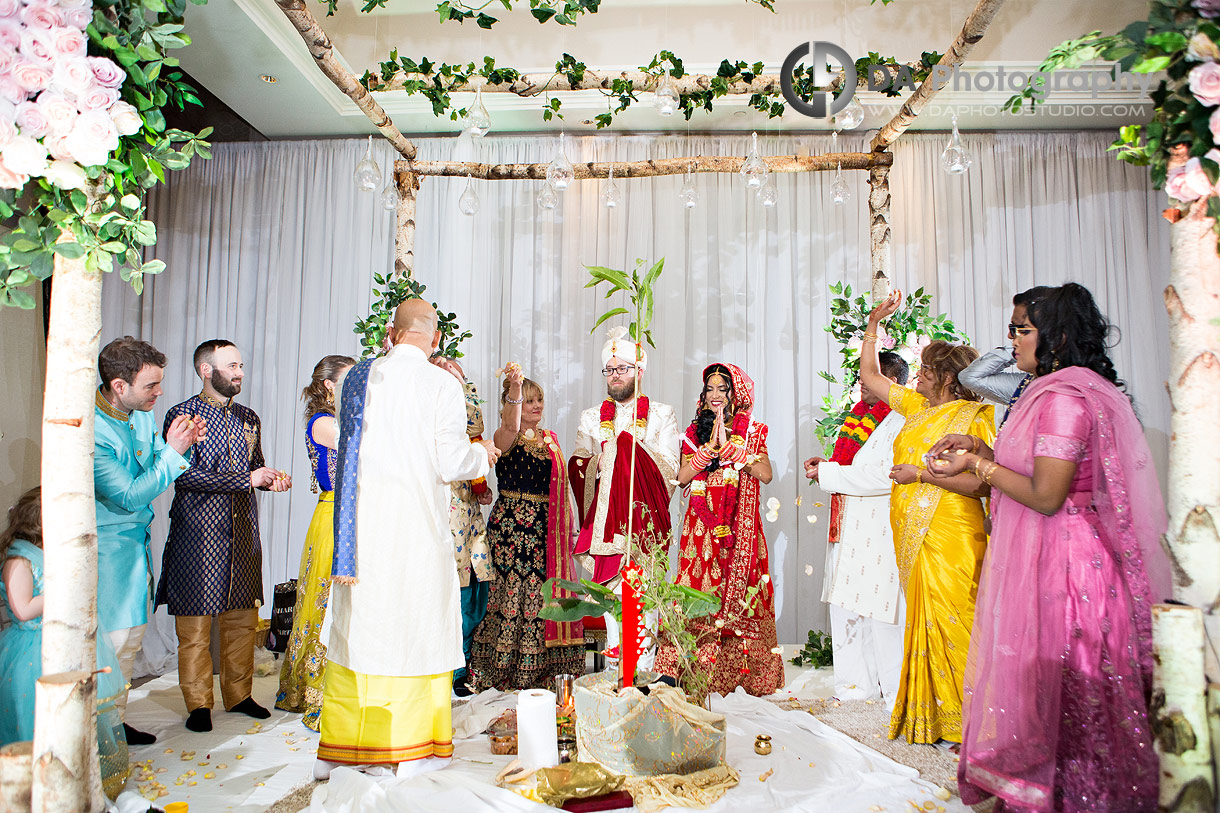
[
  {"xmin": 230, "ymin": 697, "xmax": 271, "ymax": 719},
  {"xmin": 123, "ymin": 723, "xmax": 157, "ymax": 745},
  {"xmin": 185, "ymin": 708, "xmax": 212, "ymax": 732}
]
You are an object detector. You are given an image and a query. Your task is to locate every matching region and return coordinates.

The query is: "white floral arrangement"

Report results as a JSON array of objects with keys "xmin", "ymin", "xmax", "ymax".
[{"xmin": 0, "ymin": 0, "xmax": 141, "ymax": 190}]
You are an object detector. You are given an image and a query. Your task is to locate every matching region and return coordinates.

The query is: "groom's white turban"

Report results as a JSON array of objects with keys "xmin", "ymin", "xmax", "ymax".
[{"xmin": 602, "ymin": 326, "xmax": 647, "ymax": 372}]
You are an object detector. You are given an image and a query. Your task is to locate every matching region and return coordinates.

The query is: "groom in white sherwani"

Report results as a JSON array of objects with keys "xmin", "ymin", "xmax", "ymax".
[
  {"xmin": 807, "ymin": 352, "xmax": 909, "ymax": 708},
  {"xmin": 315, "ymin": 299, "xmax": 499, "ymax": 780}
]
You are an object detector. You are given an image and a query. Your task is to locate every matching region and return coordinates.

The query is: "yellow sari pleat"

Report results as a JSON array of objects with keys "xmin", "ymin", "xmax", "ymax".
[{"xmin": 885, "ymin": 386, "xmax": 994, "ymax": 744}]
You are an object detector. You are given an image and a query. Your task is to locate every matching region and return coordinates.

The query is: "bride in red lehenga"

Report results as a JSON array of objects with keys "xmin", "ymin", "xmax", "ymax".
[{"xmin": 655, "ymin": 363, "xmax": 784, "ymax": 696}]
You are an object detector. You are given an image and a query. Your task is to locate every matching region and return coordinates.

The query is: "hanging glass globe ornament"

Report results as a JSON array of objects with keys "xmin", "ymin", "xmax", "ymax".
[
  {"xmin": 458, "ymin": 175, "xmax": 480, "ymax": 216},
  {"xmin": 380, "ymin": 180, "xmax": 397, "ymax": 212},
  {"xmin": 679, "ymin": 168, "xmax": 700, "ymax": 209},
  {"xmin": 832, "ymin": 97, "xmax": 865, "ymax": 131},
  {"xmin": 941, "ymin": 112, "xmax": 973, "ymax": 175},
  {"xmin": 546, "ymin": 132, "xmax": 575, "ymax": 190},
  {"xmin": 601, "ymin": 165, "xmax": 622, "ymax": 208},
  {"xmin": 740, "ymin": 131, "xmax": 769, "ymax": 189},
  {"xmin": 758, "ymin": 174, "xmax": 778, "ymax": 207},
  {"xmin": 537, "ymin": 180, "xmax": 558, "ymax": 210},
  {"xmin": 466, "ymin": 84, "xmax": 491, "ymax": 138},
  {"xmin": 653, "ymin": 71, "xmax": 679, "ymax": 117},
  {"xmin": 831, "ymin": 162, "xmax": 850, "ymax": 205},
  {"xmin": 354, "ymin": 135, "xmax": 380, "ymax": 192}
]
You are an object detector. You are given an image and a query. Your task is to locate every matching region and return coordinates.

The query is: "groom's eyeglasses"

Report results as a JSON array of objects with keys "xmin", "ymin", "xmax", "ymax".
[{"xmin": 602, "ymin": 364, "xmax": 636, "ymax": 377}]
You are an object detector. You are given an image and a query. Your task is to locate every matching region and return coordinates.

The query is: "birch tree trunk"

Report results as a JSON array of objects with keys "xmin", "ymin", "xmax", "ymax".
[
  {"xmin": 37, "ymin": 228, "xmax": 104, "ymax": 812},
  {"xmin": 394, "ymin": 167, "xmax": 419, "ymax": 279},
  {"xmin": 1156, "ymin": 144, "xmax": 1220, "ymax": 812},
  {"xmin": 1152, "ymin": 606, "xmax": 1215, "ymax": 811},
  {"xmin": 31, "ymin": 672, "xmax": 94, "ymax": 813},
  {"xmin": 868, "ymin": 165, "xmax": 893, "ymax": 303},
  {"xmin": 0, "ymin": 742, "xmax": 33, "ymax": 813}
]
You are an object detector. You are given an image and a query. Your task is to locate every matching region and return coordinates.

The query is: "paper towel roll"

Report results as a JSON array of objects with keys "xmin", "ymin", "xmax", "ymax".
[{"xmin": 517, "ymin": 689, "xmax": 559, "ymax": 770}]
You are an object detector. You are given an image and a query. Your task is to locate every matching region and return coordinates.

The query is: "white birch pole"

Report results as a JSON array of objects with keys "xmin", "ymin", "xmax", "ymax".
[
  {"xmin": 1157, "ymin": 145, "xmax": 1220, "ymax": 809},
  {"xmin": 36, "ymin": 225, "xmax": 104, "ymax": 812},
  {"xmin": 0, "ymin": 742, "xmax": 33, "ymax": 813},
  {"xmin": 1151, "ymin": 605, "xmax": 1215, "ymax": 811}
]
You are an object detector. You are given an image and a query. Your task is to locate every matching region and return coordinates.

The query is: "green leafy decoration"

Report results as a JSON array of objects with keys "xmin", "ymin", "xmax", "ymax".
[
  {"xmin": 816, "ymin": 283, "xmax": 969, "ymax": 455},
  {"xmin": 0, "ymin": 0, "xmax": 212, "ymax": 309},
  {"xmin": 585, "ymin": 258, "xmax": 663, "ymax": 350},
  {"xmin": 540, "ymin": 523, "xmax": 722, "ymax": 700},
  {"xmin": 353, "ymin": 272, "xmax": 472, "ymax": 359},
  {"xmin": 790, "ymin": 629, "xmax": 833, "ymax": 668},
  {"xmin": 361, "ymin": 45, "xmax": 939, "ymax": 130},
  {"xmin": 1011, "ymin": 1, "xmax": 1220, "ymax": 246}
]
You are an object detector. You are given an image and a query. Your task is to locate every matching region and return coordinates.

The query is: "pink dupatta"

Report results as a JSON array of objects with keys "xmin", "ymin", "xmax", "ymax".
[
  {"xmin": 542, "ymin": 429, "xmax": 584, "ymax": 647},
  {"xmin": 959, "ymin": 367, "xmax": 1170, "ymax": 809}
]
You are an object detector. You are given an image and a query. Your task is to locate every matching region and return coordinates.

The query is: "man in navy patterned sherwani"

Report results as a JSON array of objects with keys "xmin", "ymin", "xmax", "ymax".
[{"xmin": 158, "ymin": 339, "xmax": 291, "ymax": 732}]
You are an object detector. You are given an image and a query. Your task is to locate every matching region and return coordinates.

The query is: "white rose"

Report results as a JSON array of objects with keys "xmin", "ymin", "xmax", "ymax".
[
  {"xmin": 109, "ymin": 100, "xmax": 140, "ymax": 136},
  {"xmin": 50, "ymin": 57, "xmax": 90, "ymax": 96},
  {"xmin": 44, "ymin": 131, "xmax": 72, "ymax": 161},
  {"xmin": 62, "ymin": 6, "xmax": 89, "ymax": 28},
  {"xmin": 14, "ymin": 99, "xmax": 48, "ymax": 138},
  {"xmin": 11, "ymin": 59, "xmax": 51, "ymax": 94},
  {"xmin": 54, "ymin": 0, "xmax": 91, "ymax": 10},
  {"xmin": 0, "ymin": 77, "xmax": 24, "ymax": 105},
  {"xmin": 0, "ymin": 0, "xmax": 21, "ymax": 17},
  {"xmin": 19, "ymin": 1, "xmax": 62, "ymax": 29},
  {"xmin": 0, "ymin": 156, "xmax": 28, "ymax": 189},
  {"xmin": 87, "ymin": 56, "xmax": 124, "ymax": 89},
  {"xmin": 0, "ymin": 20, "xmax": 22, "ymax": 53},
  {"xmin": 63, "ymin": 108, "xmax": 116, "ymax": 166},
  {"xmin": 1, "ymin": 133, "xmax": 49, "ymax": 175},
  {"xmin": 19, "ymin": 28, "xmax": 54, "ymax": 68},
  {"xmin": 36, "ymin": 90, "xmax": 75, "ymax": 134},
  {"xmin": 50, "ymin": 25, "xmax": 85, "ymax": 60},
  {"xmin": 77, "ymin": 82, "xmax": 118, "ymax": 111},
  {"xmin": 0, "ymin": 116, "xmax": 15, "ymax": 148},
  {"xmin": 43, "ymin": 157, "xmax": 84, "ymax": 188}
]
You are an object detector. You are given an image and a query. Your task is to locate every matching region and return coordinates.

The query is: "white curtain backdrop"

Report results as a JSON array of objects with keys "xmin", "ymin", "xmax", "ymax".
[{"xmin": 101, "ymin": 131, "xmax": 1170, "ymax": 676}]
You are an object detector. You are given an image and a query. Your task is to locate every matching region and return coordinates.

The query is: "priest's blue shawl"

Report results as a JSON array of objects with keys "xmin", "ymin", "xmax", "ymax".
[{"xmin": 332, "ymin": 357, "xmax": 375, "ymax": 579}]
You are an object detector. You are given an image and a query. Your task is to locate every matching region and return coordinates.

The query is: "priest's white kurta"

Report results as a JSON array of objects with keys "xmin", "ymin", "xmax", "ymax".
[
  {"xmin": 328, "ymin": 344, "xmax": 490, "ymax": 678},
  {"xmin": 818, "ymin": 410, "xmax": 906, "ymax": 705}
]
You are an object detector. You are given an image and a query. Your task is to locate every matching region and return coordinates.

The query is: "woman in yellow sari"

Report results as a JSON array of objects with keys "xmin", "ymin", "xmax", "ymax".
[{"xmin": 859, "ymin": 292, "xmax": 993, "ymax": 745}]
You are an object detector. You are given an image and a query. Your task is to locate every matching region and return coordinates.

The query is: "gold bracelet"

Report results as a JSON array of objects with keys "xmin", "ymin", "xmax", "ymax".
[
  {"xmin": 915, "ymin": 466, "xmax": 924, "ymax": 484},
  {"xmin": 982, "ymin": 461, "xmax": 998, "ymax": 485},
  {"xmin": 863, "ymin": 332, "xmax": 879, "ymax": 342},
  {"xmin": 970, "ymin": 435, "xmax": 980, "ymax": 455}
]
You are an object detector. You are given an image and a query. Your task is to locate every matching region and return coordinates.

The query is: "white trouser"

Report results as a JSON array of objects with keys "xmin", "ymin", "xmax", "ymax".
[
  {"xmin": 829, "ymin": 596, "xmax": 905, "ymax": 711},
  {"xmin": 106, "ymin": 623, "xmax": 147, "ymax": 717}
]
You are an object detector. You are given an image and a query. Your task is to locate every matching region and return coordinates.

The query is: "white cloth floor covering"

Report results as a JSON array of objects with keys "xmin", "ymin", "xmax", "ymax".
[
  {"xmin": 120, "ymin": 664, "xmax": 965, "ymax": 812},
  {"xmin": 829, "ymin": 602, "xmax": 906, "ymax": 711}
]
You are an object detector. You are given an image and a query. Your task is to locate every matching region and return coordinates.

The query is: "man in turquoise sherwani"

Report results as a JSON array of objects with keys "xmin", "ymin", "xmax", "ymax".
[{"xmin": 94, "ymin": 336, "xmax": 205, "ymax": 745}]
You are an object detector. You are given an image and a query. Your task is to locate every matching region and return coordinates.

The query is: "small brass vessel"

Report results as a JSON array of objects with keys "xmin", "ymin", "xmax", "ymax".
[{"xmin": 754, "ymin": 734, "xmax": 772, "ymax": 756}]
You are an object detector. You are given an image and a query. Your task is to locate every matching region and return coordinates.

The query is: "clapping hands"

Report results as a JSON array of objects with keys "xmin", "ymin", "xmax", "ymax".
[{"xmin": 166, "ymin": 414, "xmax": 208, "ymax": 454}]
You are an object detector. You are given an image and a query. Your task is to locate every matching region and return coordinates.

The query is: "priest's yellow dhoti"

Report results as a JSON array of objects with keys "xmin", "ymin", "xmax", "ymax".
[{"xmin": 317, "ymin": 664, "xmax": 454, "ymax": 764}]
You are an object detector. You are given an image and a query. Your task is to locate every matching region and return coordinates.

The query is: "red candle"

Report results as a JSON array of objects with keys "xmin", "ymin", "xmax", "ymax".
[{"xmin": 620, "ymin": 566, "xmax": 641, "ymax": 689}]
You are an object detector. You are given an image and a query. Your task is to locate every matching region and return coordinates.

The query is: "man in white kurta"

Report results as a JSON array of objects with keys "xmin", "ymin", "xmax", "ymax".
[
  {"xmin": 316, "ymin": 300, "xmax": 496, "ymax": 779},
  {"xmin": 808, "ymin": 362, "xmax": 908, "ymax": 708}
]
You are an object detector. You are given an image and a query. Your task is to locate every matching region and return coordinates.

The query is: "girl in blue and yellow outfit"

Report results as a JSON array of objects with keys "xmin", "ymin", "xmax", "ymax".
[
  {"xmin": 276, "ymin": 355, "xmax": 354, "ymax": 730},
  {"xmin": 0, "ymin": 487, "xmax": 131, "ymax": 798}
]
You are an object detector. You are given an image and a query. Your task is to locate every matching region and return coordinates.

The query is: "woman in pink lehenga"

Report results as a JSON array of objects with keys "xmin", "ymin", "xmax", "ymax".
[{"xmin": 928, "ymin": 283, "xmax": 1170, "ymax": 812}]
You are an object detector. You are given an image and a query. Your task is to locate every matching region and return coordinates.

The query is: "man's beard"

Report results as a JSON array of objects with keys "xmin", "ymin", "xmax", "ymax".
[
  {"xmin": 211, "ymin": 369, "xmax": 242, "ymax": 398},
  {"xmin": 606, "ymin": 379, "xmax": 636, "ymax": 402}
]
